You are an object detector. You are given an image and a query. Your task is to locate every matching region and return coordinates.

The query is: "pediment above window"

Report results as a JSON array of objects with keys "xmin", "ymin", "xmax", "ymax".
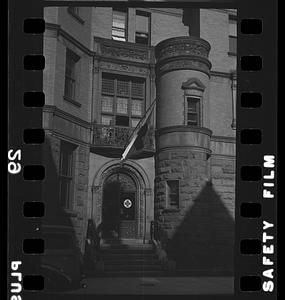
[{"xmin": 181, "ymin": 78, "xmax": 206, "ymax": 92}]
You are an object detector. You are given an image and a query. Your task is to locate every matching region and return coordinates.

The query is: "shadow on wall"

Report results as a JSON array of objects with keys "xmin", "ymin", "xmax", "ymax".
[
  {"xmin": 166, "ymin": 181, "xmax": 234, "ymax": 275},
  {"xmin": 41, "ymin": 137, "xmax": 82, "ymax": 291}
]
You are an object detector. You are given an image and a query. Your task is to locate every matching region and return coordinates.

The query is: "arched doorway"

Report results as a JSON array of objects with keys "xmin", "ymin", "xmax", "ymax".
[{"xmin": 102, "ymin": 171, "xmax": 138, "ymax": 239}]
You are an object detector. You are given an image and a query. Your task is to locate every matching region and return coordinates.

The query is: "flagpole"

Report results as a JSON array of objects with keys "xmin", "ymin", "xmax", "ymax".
[{"xmin": 121, "ymin": 98, "xmax": 156, "ymax": 162}]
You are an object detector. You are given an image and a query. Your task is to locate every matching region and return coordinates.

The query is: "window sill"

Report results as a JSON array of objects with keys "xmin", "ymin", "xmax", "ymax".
[
  {"xmin": 228, "ymin": 52, "xmax": 237, "ymax": 57},
  {"xmin": 63, "ymin": 96, "xmax": 81, "ymax": 107},
  {"xmin": 62, "ymin": 208, "xmax": 78, "ymax": 217},
  {"xmin": 67, "ymin": 8, "xmax": 85, "ymax": 25}
]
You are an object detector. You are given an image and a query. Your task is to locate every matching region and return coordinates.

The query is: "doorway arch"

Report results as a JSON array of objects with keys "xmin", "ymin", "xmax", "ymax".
[
  {"xmin": 102, "ymin": 171, "xmax": 138, "ymax": 239},
  {"xmin": 91, "ymin": 161, "xmax": 151, "ymax": 240}
]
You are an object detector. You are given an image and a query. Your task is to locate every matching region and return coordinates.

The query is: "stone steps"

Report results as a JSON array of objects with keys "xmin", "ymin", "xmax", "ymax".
[
  {"xmin": 92, "ymin": 270, "xmax": 166, "ymax": 278},
  {"xmin": 98, "ymin": 240, "xmax": 165, "ymax": 277}
]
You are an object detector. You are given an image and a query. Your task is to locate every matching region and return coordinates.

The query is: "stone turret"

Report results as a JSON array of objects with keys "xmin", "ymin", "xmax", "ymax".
[{"xmin": 154, "ymin": 36, "xmax": 212, "ymax": 244}]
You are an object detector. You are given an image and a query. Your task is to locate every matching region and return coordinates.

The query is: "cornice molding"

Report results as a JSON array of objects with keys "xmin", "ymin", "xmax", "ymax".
[
  {"xmin": 211, "ymin": 135, "xmax": 236, "ymax": 143},
  {"xmin": 45, "ymin": 23, "xmax": 93, "ymax": 56},
  {"xmin": 156, "ymin": 125, "xmax": 212, "ymax": 137},
  {"xmin": 43, "ymin": 105, "xmax": 91, "ymax": 129},
  {"xmin": 210, "ymin": 70, "xmax": 236, "ymax": 79}
]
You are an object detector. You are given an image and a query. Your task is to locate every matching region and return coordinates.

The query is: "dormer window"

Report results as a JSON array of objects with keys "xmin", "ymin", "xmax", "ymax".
[{"xmin": 181, "ymin": 78, "xmax": 205, "ymax": 127}]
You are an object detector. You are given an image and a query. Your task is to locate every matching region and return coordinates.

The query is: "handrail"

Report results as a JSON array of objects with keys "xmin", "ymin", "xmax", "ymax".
[
  {"xmin": 150, "ymin": 220, "xmax": 176, "ymax": 272},
  {"xmin": 150, "ymin": 220, "xmax": 167, "ymax": 247},
  {"xmin": 83, "ymin": 219, "xmax": 101, "ymax": 271}
]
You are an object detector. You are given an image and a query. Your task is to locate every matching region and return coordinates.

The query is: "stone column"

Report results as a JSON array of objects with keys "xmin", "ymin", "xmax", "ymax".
[{"xmin": 154, "ymin": 36, "xmax": 212, "ymax": 240}]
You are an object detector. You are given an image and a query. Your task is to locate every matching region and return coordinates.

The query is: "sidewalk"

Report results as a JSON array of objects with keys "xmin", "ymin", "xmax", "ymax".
[{"xmin": 65, "ymin": 276, "xmax": 234, "ymax": 295}]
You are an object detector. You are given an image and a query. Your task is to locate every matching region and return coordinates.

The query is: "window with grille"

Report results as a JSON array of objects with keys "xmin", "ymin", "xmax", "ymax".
[
  {"xmin": 229, "ymin": 17, "xmax": 237, "ymax": 55},
  {"xmin": 166, "ymin": 180, "xmax": 179, "ymax": 208},
  {"xmin": 59, "ymin": 141, "xmax": 76, "ymax": 209},
  {"xmin": 135, "ymin": 11, "xmax": 150, "ymax": 45},
  {"xmin": 112, "ymin": 9, "xmax": 127, "ymax": 41},
  {"xmin": 186, "ymin": 97, "xmax": 200, "ymax": 126},
  {"xmin": 101, "ymin": 74, "xmax": 145, "ymax": 127},
  {"xmin": 64, "ymin": 49, "xmax": 80, "ymax": 100}
]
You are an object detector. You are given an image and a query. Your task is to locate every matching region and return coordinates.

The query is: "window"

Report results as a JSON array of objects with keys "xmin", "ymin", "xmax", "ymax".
[
  {"xmin": 68, "ymin": 7, "xmax": 80, "ymax": 16},
  {"xmin": 135, "ymin": 11, "xmax": 150, "ymax": 45},
  {"xmin": 101, "ymin": 74, "xmax": 145, "ymax": 127},
  {"xmin": 67, "ymin": 7, "xmax": 84, "ymax": 24},
  {"xmin": 112, "ymin": 9, "xmax": 127, "ymax": 41},
  {"xmin": 64, "ymin": 49, "xmax": 80, "ymax": 100},
  {"xmin": 166, "ymin": 180, "xmax": 179, "ymax": 208},
  {"xmin": 186, "ymin": 97, "xmax": 200, "ymax": 126},
  {"xmin": 59, "ymin": 142, "xmax": 76, "ymax": 209},
  {"xmin": 229, "ymin": 17, "xmax": 237, "ymax": 55}
]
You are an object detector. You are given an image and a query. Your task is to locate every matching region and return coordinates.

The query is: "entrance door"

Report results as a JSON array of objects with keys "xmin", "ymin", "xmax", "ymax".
[
  {"xmin": 119, "ymin": 192, "xmax": 136, "ymax": 238},
  {"xmin": 102, "ymin": 172, "xmax": 137, "ymax": 239}
]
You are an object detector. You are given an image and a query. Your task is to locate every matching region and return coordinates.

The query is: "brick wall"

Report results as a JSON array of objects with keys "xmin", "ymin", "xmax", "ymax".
[
  {"xmin": 90, "ymin": 7, "xmax": 189, "ymax": 46},
  {"xmin": 151, "ymin": 10, "xmax": 189, "ymax": 46},
  {"xmin": 209, "ymin": 75, "xmax": 235, "ymax": 137},
  {"xmin": 200, "ymin": 9, "xmax": 236, "ymax": 73}
]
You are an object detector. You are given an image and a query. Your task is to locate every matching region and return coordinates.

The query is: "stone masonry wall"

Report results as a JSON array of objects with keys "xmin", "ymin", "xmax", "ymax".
[
  {"xmin": 43, "ymin": 134, "xmax": 90, "ymax": 254},
  {"xmin": 72, "ymin": 145, "xmax": 90, "ymax": 252},
  {"xmin": 155, "ymin": 148, "xmax": 235, "ymax": 274},
  {"xmin": 155, "ymin": 149, "xmax": 209, "ymax": 238},
  {"xmin": 210, "ymin": 156, "xmax": 235, "ymax": 219}
]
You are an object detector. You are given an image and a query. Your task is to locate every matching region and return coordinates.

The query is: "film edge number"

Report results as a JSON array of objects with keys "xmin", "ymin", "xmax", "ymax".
[{"xmin": 8, "ymin": 150, "xmax": 22, "ymax": 175}]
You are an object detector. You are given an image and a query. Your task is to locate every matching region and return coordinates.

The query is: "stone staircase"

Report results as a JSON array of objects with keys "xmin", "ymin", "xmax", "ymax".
[{"xmin": 97, "ymin": 239, "xmax": 165, "ymax": 277}]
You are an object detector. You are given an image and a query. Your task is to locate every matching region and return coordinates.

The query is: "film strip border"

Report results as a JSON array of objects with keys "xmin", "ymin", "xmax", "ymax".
[
  {"xmin": 236, "ymin": 0, "xmax": 277, "ymax": 297},
  {"xmin": 7, "ymin": 0, "xmax": 277, "ymax": 299}
]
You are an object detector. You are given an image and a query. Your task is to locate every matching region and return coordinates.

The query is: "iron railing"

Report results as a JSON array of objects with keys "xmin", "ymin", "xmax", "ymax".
[{"xmin": 92, "ymin": 124, "xmax": 155, "ymax": 151}]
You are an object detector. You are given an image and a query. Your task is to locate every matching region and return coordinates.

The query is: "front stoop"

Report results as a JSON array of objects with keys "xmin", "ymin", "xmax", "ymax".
[{"xmin": 93, "ymin": 239, "xmax": 167, "ymax": 277}]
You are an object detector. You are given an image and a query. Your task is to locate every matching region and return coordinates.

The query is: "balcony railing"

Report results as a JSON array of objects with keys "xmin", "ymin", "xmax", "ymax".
[{"xmin": 92, "ymin": 124, "xmax": 155, "ymax": 157}]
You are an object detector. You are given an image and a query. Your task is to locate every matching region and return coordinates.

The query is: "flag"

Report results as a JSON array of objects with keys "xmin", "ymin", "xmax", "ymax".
[{"xmin": 121, "ymin": 99, "xmax": 156, "ymax": 161}]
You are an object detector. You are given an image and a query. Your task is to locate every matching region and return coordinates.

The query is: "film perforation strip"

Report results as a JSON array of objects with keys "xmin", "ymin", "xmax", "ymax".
[
  {"xmin": 238, "ymin": 10, "xmax": 273, "ymax": 293},
  {"xmin": 240, "ymin": 92, "xmax": 262, "ymax": 108},
  {"xmin": 240, "ymin": 239, "xmax": 262, "ymax": 255},
  {"xmin": 23, "ymin": 239, "xmax": 45, "ymax": 254},
  {"xmin": 23, "ymin": 202, "xmax": 45, "ymax": 218},
  {"xmin": 240, "ymin": 19, "xmax": 263, "ymax": 35},
  {"xmin": 23, "ymin": 129, "xmax": 45, "ymax": 144},
  {"xmin": 24, "ymin": 92, "xmax": 45, "ymax": 107},
  {"xmin": 240, "ymin": 203, "xmax": 262, "ymax": 218},
  {"xmin": 20, "ymin": 15, "xmax": 47, "ymax": 292},
  {"xmin": 240, "ymin": 129, "xmax": 262, "ymax": 144},
  {"xmin": 24, "ymin": 18, "xmax": 45, "ymax": 34}
]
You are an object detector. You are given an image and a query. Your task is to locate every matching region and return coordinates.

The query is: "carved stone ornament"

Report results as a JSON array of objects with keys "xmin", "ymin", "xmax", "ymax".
[
  {"xmin": 155, "ymin": 36, "xmax": 211, "ymax": 62},
  {"xmin": 157, "ymin": 59, "xmax": 211, "ymax": 77},
  {"xmin": 91, "ymin": 185, "xmax": 101, "ymax": 193},
  {"xmin": 100, "ymin": 61, "xmax": 148, "ymax": 75},
  {"xmin": 181, "ymin": 78, "xmax": 206, "ymax": 91},
  {"xmin": 101, "ymin": 44, "xmax": 149, "ymax": 61}
]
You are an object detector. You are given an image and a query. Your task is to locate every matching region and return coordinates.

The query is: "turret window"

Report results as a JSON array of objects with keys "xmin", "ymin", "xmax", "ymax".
[
  {"xmin": 187, "ymin": 97, "xmax": 200, "ymax": 126},
  {"xmin": 166, "ymin": 180, "xmax": 180, "ymax": 208}
]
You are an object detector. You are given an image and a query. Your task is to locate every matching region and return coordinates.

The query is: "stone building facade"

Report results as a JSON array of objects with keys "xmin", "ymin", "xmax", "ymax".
[{"xmin": 43, "ymin": 6, "xmax": 236, "ymax": 274}]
